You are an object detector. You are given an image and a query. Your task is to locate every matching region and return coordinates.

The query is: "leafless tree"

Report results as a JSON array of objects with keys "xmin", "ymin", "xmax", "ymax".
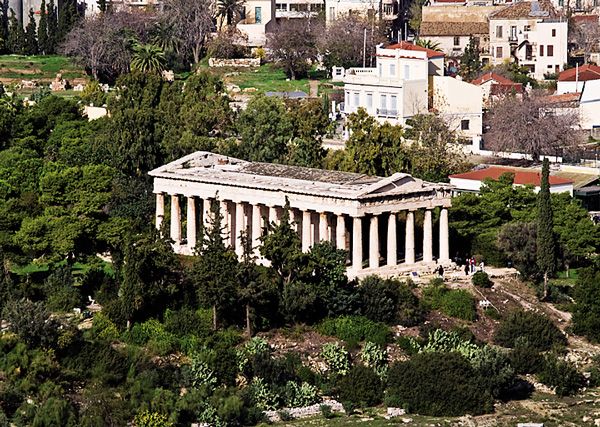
[
  {"xmin": 570, "ymin": 19, "xmax": 600, "ymax": 64},
  {"xmin": 61, "ymin": 11, "xmax": 155, "ymax": 81},
  {"xmin": 484, "ymin": 91, "xmax": 581, "ymax": 161},
  {"xmin": 267, "ymin": 18, "xmax": 322, "ymax": 80},
  {"xmin": 318, "ymin": 14, "xmax": 386, "ymax": 70},
  {"xmin": 161, "ymin": 0, "xmax": 215, "ymax": 65}
]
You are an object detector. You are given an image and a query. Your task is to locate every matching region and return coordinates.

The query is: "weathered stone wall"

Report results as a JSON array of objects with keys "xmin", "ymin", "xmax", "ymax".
[{"xmin": 208, "ymin": 58, "xmax": 261, "ymax": 68}]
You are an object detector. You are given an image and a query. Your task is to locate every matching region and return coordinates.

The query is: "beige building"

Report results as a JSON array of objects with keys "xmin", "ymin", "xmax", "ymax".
[
  {"xmin": 150, "ymin": 152, "xmax": 453, "ymax": 278},
  {"xmin": 489, "ymin": 0, "xmax": 568, "ymax": 80},
  {"xmin": 420, "ymin": 6, "xmax": 497, "ymax": 62},
  {"xmin": 237, "ymin": 0, "xmax": 277, "ymax": 46},
  {"xmin": 325, "ymin": 0, "xmax": 400, "ymax": 22}
]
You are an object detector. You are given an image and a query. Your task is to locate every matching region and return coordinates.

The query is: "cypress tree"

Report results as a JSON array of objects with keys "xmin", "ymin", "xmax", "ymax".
[
  {"xmin": 7, "ymin": 9, "xmax": 25, "ymax": 54},
  {"xmin": 38, "ymin": 0, "xmax": 48, "ymax": 54},
  {"xmin": 47, "ymin": 0, "xmax": 58, "ymax": 53},
  {"xmin": 536, "ymin": 157, "xmax": 556, "ymax": 300},
  {"xmin": 0, "ymin": 0, "xmax": 8, "ymax": 54},
  {"xmin": 57, "ymin": 0, "xmax": 77, "ymax": 43},
  {"xmin": 24, "ymin": 8, "xmax": 38, "ymax": 55}
]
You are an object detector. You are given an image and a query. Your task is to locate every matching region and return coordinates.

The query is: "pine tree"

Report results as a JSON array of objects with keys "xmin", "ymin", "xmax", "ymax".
[
  {"xmin": 192, "ymin": 198, "xmax": 239, "ymax": 330},
  {"xmin": 38, "ymin": 0, "xmax": 48, "ymax": 55},
  {"xmin": 47, "ymin": 0, "xmax": 58, "ymax": 53},
  {"xmin": 7, "ymin": 9, "xmax": 25, "ymax": 54},
  {"xmin": 536, "ymin": 157, "xmax": 556, "ymax": 300},
  {"xmin": 24, "ymin": 8, "xmax": 38, "ymax": 55},
  {"xmin": 0, "ymin": 0, "xmax": 9, "ymax": 54},
  {"xmin": 459, "ymin": 36, "xmax": 482, "ymax": 82}
]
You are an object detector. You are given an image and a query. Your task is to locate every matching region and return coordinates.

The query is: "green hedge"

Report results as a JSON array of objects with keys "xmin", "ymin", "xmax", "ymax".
[
  {"xmin": 317, "ymin": 316, "xmax": 392, "ymax": 347},
  {"xmin": 494, "ymin": 311, "xmax": 566, "ymax": 351}
]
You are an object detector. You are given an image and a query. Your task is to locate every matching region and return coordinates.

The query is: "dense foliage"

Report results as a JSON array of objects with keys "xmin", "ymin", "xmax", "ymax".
[{"xmin": 494, "ymin": 311, "xmax": 567, "ymax": 351}]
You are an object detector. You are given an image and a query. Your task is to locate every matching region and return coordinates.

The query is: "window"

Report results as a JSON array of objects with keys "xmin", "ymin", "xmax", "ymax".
[
  {"xmin": 461, "ymin": 119, "xmax": 470, "ymax": 130},
  {"xmin": 496, "ymin": 46, "xmax": 503, "ymax": 58},
  {"xmin": 255, "ymin": 6, "xmax": 262, "ymax": 23},
  {"xmin": 345, "ymin": 91, "xmax": 350, "ymax": 106},
  {"xmin": 380, "ymin": 94, "xmax": 387, "ymax": 111},
  {"xmin": 558, "ymin": 0, "xmax": 564, "ymax": 5},
  {"xmin": 404, "ymin": 64, "xmax": 410, "ymax": 79},
  {"xmin": 389, "ymin": 64, "xmax": 396, "ymax": 76},
  {"xmin": 552, "ymin": 29, "xmax": 556, "ymax": 37},
  {"xmin": 547, "ymin": 65, "xmax": 553, "ymax": 69},
  {"xmin": 539, "ymin": 45, "xmax": 544, "ymax": 56},
  {"xmin": 454, "ymin": 36, "xmax": 460, "ymax": 46},
  {"xmin": 496, "ymin": 25, "xmax": 503, "ymax": 38},
  {"xmin": 367, "ymin": 93, "xmax": 373, "ymax": 108},
  {"xmin": 510, "ymin": 26, "xmax": 517, "ymax": 40},
  {"xmin": 329, "ymin": 6, "xmax": 335, "ymax": 19},
  {"xmin": 547, "ymin": 45, "xmax": 554, "ymax": 56},
  {"xmin": 353, "ymin": 92, "xmax": 359, "ymax": 106},
  {"xmin": 390, "ymin": 95, "xmax": 397, "ymax": 113},
  {"xmin": 524, "ymin": 25, "xmax": 531, "ymax": 31}
]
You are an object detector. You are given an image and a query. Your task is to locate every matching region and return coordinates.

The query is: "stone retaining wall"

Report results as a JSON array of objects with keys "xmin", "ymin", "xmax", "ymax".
[{"xmin": 208, "ymin": 58, "xmax": 261, "ymax": 68}]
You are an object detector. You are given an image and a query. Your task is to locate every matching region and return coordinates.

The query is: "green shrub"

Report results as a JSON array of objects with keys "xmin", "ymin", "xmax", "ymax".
[
  {"xmin": 422, "ymin": 280, "xmax": 447, "ymax": 310},
  {"xmin": 471, "ymin": 345, "xmax": 516, "ymax": 399},
  {"xmin": 317, "ymin": 316, "xmax": 391, "ymax": 347},
  {"xmin": 320, "ymin": 342, "xmax": 350, "ymax": 376},
  {"xmin": 573, "ymin": 268, "xmax": 600, "ymax": 342},
  {"xmin": 419, "ymin": 329, "xmax": 480, "ymax": 360},
  {"xmin": 133, "ymin": 410, "xmax": 174, "ymax": 427},
  {"xmin": 89, "ymin": 312, "xmax": 119, "ymax": 341},
  {"xmin": 189, "ymin": 353, "xmax": 218, "ymax": 390},
  {"xmin": 163, "ymin": 308, "xmax": 212, "ymax": 338},
  {"xmin": 386, "ymin": 352, "xmax": 493, "ymax": 416},
  {"xmin": 472, "ymin": 271, "xmax": 492, "ymax": 288},
  {"xmin": 537, "ymin": 355, "xmax": 585, "ymax": 397},
  {"xmin": 440, "ymin": 290, "xmax": 477, "ymax": 321},
  {"xmin": 320, "ymin": 404, "xmax": 334, "ymax": 419},
  {"xmin": 337, "ymin": 365, "xmax": 383, "ymax": 409},
  {"xmin": 358, "ymin": 276, "xmax": 423, "ymax": 326},
  {"xmin": 360, "ymin": 342, "xmax": 388, "ymax": 378},
  {"xmin": 494, "ymin": 311, "xmax": 566, "ymax": 351},
  {"xmin": 509, "ymin": 338, "xmax": 543, "ymax": 374},
  {"xmin": 250, "ymin": 377, "xmax": 280, "ymax": 411},
  {"xmin": 472, "ymin": 230, "xmax": 506, "ymax": 266},
  {"xmin": 283, "ymin": 381, "xmax": 320, "ymax": 408}
]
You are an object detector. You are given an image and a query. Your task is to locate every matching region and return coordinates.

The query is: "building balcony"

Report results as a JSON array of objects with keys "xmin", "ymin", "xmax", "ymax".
[
  {"xmin": 275, "ymin": 10, "xmax": 318, "ymax": 18},
  {"xmin": 377, "ymin": 108, "xmax": 399, "ymax": 118}
]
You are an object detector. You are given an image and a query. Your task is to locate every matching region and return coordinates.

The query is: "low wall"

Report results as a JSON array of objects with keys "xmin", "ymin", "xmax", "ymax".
[{"xmin": 208, "ymin": 58, "xmax": 260, "ymax": 68}]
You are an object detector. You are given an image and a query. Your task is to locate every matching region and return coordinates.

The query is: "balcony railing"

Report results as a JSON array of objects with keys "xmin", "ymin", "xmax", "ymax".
[{"xmin": 377, "ymin": 108, "xmax": 398, "ymax": 118}]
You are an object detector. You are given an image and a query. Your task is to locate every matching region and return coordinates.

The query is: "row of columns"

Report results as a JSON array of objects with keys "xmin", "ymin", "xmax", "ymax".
[{"xmin": 156, "ymin": 193, "xmax": 451, "ymax": 270}]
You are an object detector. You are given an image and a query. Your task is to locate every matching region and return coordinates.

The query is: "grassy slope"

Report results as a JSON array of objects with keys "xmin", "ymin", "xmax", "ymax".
[{"xmin": 0, "ymin": 54, "xmax": 86, "ymax": 80}]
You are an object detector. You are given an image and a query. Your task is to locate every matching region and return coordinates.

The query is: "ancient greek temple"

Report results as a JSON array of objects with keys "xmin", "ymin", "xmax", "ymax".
[{"xmin": 149, "ymin": 152, "xmax": 452, "ymax": 278}]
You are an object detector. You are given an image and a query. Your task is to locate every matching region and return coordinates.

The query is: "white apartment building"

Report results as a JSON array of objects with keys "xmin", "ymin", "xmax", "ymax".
[
  {"xmin": 341, "ymin": 42, "xmax": 483, "ymax": 138},
  {"xmin": 275, "ymin": 0, "xmax": 323, "ymax": 18},
  {"xmin": 489, "ymin": 0, "xmax": 568, "ymax": 80},
  {"xmin": 325, "ymin": 0, "xmax": 400, "ymax": 23},
  {"xmin": 237, "ymin": 0, "xmax": 277, "ymax": 46}
]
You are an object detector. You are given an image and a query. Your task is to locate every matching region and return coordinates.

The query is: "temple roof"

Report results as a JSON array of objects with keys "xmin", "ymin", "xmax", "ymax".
[{"xmin": 149, "ymin": 151, "xmax": 451, "ymax": 201}]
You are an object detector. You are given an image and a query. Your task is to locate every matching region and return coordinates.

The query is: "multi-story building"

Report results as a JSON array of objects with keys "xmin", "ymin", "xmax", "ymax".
[
  {"xmin": 488, "ymin": 0, "xmax": 568, "ymax": 80},
  {"xmin": 341, "ymin": 41, "xmax": 483, "ymax": 138},
  {"xmin": 237, "ymin": 0, "xmax": 277, "ymax": 46},
  {"xmin": 275, "ymin": 0, "xmax": 323, "ymax": 19},
  {"xmin": 419, "ymin": 6, "xmax": 496, "ymax": 63}
]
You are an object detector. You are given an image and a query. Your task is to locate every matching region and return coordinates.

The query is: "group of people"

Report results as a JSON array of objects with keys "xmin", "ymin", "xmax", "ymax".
[{"xmin": 464, "ymin": 257, "xmax": 484, "ymax": 276}]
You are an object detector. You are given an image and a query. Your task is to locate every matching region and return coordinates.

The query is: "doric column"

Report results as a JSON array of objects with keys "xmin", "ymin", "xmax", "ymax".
[
  {"xmin": 423, "ymin": 209, "xmax": 433, "ymax": 263},
  {"xmin": 235, "ymin": 202, "xmax": 245, "ymax": 257},
  {"xmin": 319, "ymin": 212, "xmax": 329, "ymax": 242},
  {"xmin": 252, "ymin": 204, "xmax": 262, "ymax": 254},
  {"xmin": 170, "ymin": 194, "xmax": 181, "ymax": 244},
  {"xmin": 352, "ymin": 216, "xmax": 363, "ymax": 270},
  {"xmin": 302, "ymin": 210, "xmax": 311, "ymax": 252},
  {"xmin": 187, "ymin": 197, "xmax": 197, "ymax": 249},
  {"xmin": 155, "ymin": 193, "xmax": 164, "ymax": 231},
  {"xmin": 203, "ymin": 198, "xmax": 212, "ymax": 231},
  {"xmin": 387, "ymin": 212, "xmax": 397, "ymax": 266},
  {"xmin": 268, "ymin": 206, "xmax": 278, "ymax": 226},
  {"xmin": 336, "ymin": 214, "xmax": 346, "ymax": 250},
  {"xmin": 405, "ymin": 210, "xmax": 415, "ymax": 264},
  {"xmin": 369, "ymin": 215, "xmax": 379, "ymax": 269},
  {"xmin": 220, "ymin": 200, "xmax": 229, "ymax": 245},
  {"xmin": 439, "ymin": 207, "xmax": 450, "ymax": 263}
]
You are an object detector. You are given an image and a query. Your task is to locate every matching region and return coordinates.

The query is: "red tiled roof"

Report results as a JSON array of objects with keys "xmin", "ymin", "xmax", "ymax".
[
  {"xmin": 572, "ymin": 14, "xmax": 599, "ymax": 24},
  {"xmin": 385, "ymin": 41, "xmax": 445, "ymax": 59},
  {"xmin": 450, "ymin": 166, "xmax": 573, "ymax": 186},
  {"xmin": 472, "ymin": 72, "xmax": 517, "ymax": 85},
  {"xmin": 543, "ymin": 92, "xmax": 581, "ymax": 104},
  {"xmin": 558, "ymin": 64, "xmax": 600, "ymax": 82}
]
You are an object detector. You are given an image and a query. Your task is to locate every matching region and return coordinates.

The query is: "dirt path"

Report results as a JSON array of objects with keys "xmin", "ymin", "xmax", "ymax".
[{"xmin": 309, "ymin": 80, "xmax": 318, "ymax": 97}]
